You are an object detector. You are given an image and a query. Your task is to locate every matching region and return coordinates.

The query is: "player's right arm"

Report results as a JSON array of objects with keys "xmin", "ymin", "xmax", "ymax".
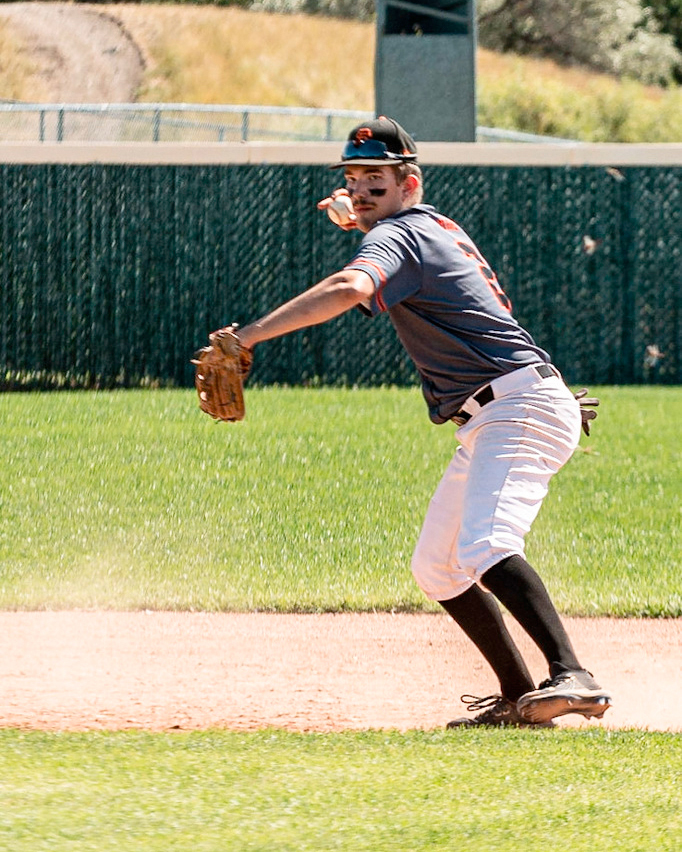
[
  {"xmin": 230, "ymin": 269, "xmax": 375, "ymax": 350},
  {"xmin": 316, "ymin": 188, "xmax": 358, "ymax": 231}
]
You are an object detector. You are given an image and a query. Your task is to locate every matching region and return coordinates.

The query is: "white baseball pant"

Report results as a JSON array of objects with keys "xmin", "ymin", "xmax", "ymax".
[{"xmin": 411, "ymin": 364, "xmax": 582, "ymax": 601}]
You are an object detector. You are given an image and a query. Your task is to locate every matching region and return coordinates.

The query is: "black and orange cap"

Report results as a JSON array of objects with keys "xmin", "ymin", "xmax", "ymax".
[{"xmin": 330, "ymin": 116, "xmax": 418, "ymax": 169}]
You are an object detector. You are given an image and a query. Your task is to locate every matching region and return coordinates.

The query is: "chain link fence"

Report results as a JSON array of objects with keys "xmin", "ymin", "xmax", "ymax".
[
  {"xmin": 0, "ymin": 160, "xmax": 680, "ymax": 390},
  {"xmin": 0, "ymin": 104, "xmax": 375, "ymax": 144},
  {"xmin": 0, "ymin": 102, "xmax": 573, "ymax": 144}
]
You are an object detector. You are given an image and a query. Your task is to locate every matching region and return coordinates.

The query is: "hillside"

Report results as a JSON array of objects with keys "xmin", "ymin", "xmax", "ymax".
[
  {"xmin": 0, "ymin": 2, "xmax": 143, "ymax": 102},
  {"xmin": 0, "ymin": 2, "xmax": 681, "ymax": 140}
]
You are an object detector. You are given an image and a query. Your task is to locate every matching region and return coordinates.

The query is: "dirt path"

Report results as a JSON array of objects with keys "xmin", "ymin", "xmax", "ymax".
[
  {"xmin": 0, "ymin": 2, "xmax": 143, "ymax": 102},
  {"xmin": 1, "ymin": 612, "xmax": 680, "ymax": 733}
]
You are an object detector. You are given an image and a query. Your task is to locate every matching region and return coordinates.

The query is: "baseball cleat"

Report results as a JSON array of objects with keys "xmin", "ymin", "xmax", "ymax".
[
  {"xmin": 516, "ymin": 668, "xmax": 613, "ymax": 724},
  {"xmin": 446, "ymin": 694, "xmax": 556, "ymax": 729}
]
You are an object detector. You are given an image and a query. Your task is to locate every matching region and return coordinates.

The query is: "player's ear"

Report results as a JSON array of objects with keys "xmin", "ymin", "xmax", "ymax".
[{"xmin": 401, "ymin": 173, "xmax": 420, "ymax": 200}]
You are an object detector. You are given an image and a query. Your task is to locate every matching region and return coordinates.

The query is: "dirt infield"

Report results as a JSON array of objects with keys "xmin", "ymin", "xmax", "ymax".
[{"xmin": 1, "ymin": 612, "xmax": 680, "ymax": 733}]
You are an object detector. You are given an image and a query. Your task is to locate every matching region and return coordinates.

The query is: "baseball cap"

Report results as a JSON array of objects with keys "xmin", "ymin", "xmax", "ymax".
[{"xmin": 330, "ymin": 116, "xmax": 418, "ymax": 169}]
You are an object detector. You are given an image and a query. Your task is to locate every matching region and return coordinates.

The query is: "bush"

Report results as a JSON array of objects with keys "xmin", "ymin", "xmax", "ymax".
[
  {"xmin": 477, "ymin": 55, "xmax": 682, "ymax": 141},
  {"xmin": 248, "ymin": 0, "xmax": 374, "ymax": 19},
  {"xmin": 478, "ymin": 0, "xmax": 682, "ymax": 86}
]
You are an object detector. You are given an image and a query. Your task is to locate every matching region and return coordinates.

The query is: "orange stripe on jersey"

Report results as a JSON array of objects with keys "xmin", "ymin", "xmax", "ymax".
[
  {"xmin": 346, "ymin": 259, "xmax": 388, "ymax": 312},
  {"xmin": 435, "ymin": 215, "xmax": 463, "ymax": 234}
]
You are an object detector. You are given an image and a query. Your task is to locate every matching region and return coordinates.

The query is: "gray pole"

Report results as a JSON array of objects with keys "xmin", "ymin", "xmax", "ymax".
[{"xmin": 375, "ymin": 0, "xmax": 477, "ymax": 142}]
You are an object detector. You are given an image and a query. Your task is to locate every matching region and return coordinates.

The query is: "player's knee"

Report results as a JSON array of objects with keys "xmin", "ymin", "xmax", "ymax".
[
  {"xmin": 411, "ymin": 544, "xmax": 472, "ymax": 600},
  {"xmin": 456, "ymin": 521, "xmax": 527, "ymax": 579},
  {"xmin": 455, "ymin": 539, "xmax": 502, "ymax": 581}
]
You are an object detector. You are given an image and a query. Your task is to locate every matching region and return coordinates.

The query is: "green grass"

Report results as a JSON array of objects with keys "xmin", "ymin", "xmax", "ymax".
[
  {"xmin": 1, "ymin": 388, "xmax": 680, "ymax": 850},
  {"xmin": 0, "ymin": 385, "xmax": 680, "ymax": 615},
  {"xmin": 0, "ymin": 728, "xmax": 680, "ymax": 851},
  {"xmin": 528, "ymin": 385, "xmax": 682, "ymax": 616}
]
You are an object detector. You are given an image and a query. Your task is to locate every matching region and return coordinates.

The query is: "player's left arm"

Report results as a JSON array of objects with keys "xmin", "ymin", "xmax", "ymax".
[{"xmin": 218, "ymin": 269, "xmax": 374, "ymax": 350}]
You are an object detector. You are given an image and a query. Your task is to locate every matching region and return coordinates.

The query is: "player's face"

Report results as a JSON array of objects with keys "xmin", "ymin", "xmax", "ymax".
[{"xmin": 343, "ymin": 165, "xmax": 405, "ymax": 232}]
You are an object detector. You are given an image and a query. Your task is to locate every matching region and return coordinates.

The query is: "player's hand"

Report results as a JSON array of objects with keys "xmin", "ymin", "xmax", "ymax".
[
  {"xmin": 317, "ymin": 189, "xmax": 357, "ymax": 231},
  {"xmin": 574, "ymin": 388, "xmax": 599, "ymax": 436},
  {"xmin": 209, "ymin": 323, "xmax": 253, "ymax": 378}
]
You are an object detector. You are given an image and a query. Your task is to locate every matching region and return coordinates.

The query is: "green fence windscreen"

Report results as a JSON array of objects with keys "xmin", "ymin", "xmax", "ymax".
[{"xmin": 1, "ymin": 163, "xmax": 680, "ymax": 389}]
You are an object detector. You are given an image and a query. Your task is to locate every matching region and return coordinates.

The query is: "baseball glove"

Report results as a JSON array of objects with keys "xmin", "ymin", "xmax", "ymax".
[
  {"xmin": 574, "ymin": 388, "xmax": 600, "ymax": 436},
  {"xmin": 191, "ymin": 325, "xmax": 253, "ymax": 421}
]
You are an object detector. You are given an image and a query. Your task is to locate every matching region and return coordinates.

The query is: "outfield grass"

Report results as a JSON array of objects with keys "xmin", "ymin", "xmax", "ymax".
[
  {"xmin": 0, "ymin": 728, "xmax": 679, "ymax": 852},
  {"xmin": 1, "ymin": 386, "xmax": 680, "ymax": 850},
  {"xmin": 0, "ymin": 385, "xmax": 680, "ymax": 616}
]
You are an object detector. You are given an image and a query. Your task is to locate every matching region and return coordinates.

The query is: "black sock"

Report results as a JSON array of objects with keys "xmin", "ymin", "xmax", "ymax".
[
  {"xmin": 439, "ymin": 584, "xmax": 535, "ymax": 702},
  {"xmin": 481, "ymin": 554, "xmax": 582, "ymax": 672}
]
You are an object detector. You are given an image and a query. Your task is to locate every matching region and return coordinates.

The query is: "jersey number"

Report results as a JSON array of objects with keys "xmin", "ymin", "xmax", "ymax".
[{"xmin": 437, "ymin": 216, "xmax": 512, "ymax": 312}]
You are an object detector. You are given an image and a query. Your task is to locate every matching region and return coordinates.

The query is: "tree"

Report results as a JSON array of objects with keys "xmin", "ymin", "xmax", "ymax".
[
  {"xmin": 301, "ymin": 0, "xmax": 374, "ymax": 20},
  {"xmin": 249, "ymin": 0, "xmax": 374, "ymax": 19},
  {"xmin": 477, "ymin": 0, "xmax": 682, "ymax": 84},
  {"xmin": 644, "ymin": 0, "xmax": 682, "ymax": 79}
]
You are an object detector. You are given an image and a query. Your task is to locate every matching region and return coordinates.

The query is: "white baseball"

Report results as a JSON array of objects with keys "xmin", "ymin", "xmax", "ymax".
[{"xmin": 327, "ymin": 195, "xmax": 355, "ymax": 227}]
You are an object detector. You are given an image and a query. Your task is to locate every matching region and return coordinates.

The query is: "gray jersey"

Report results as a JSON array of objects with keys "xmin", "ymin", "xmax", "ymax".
[{"xmin": 345, "ymin": 204, "xmax": 551, "ymax": 423}]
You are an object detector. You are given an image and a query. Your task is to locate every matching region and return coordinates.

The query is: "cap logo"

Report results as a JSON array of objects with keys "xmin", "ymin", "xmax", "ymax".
[{"xmin": 353, "ymin": 127, "xmax": 373, "ymax": 146}]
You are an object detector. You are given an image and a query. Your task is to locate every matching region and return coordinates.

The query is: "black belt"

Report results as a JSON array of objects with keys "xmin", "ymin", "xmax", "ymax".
[{"xmin": 453, "ymin": 363, "xmax": 557, "ymax": 425}]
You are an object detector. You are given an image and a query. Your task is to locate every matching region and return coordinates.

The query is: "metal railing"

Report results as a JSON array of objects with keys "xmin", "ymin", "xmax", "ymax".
[
  {"xmin": 475, "ymin": 125, "xmax": 578, "ymax": 144},
  {"xmin": 0, "ymin": 103, "xmax": 374, "ymax": 144},
  {"xmin": 0, "ymin": 102, "xmax": 576, "ymax": 145}
]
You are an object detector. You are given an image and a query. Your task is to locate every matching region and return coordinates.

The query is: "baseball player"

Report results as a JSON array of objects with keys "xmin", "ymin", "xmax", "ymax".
[{"xmin": 219, "ymin": 116, "xmax": 612, "ymax": 727}]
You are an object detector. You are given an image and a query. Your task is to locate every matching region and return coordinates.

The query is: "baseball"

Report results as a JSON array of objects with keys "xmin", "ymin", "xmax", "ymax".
[{"xmin": 326, "ymin": 195, "xmax": 355, "ymax": 227}]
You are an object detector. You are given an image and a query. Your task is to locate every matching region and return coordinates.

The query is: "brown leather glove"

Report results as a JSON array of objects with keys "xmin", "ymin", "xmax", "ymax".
[
  {"xmin": 191, "ymin": 325, "xmax": 253, "ymax": 422},
  {"xmin": 574, "ymin": 388, "xmax": 600, "ymax": 436}
]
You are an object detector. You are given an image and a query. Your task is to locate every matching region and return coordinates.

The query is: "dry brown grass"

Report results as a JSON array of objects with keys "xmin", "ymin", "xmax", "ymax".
[
  {"xmin": 476, "ymin": 47, "xmax": 665, "ymax": 101},
  {"xmin": 2, "ymin": 5, "xmax": 678, "ymax": 139},
  {"xmin": 104, "ymin": 6, "xmax": 673, "ymax": 125},
  {"xmin": 0, "ymin": 18, "xmax": 47, "ymax": 101},
  {"xmin": 108, "ymin": 4, "xmax": 375, "ymax": 109},
  {"xmin": 478, "ymin": 48, "xmax": 604, "ymax": 93}
]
